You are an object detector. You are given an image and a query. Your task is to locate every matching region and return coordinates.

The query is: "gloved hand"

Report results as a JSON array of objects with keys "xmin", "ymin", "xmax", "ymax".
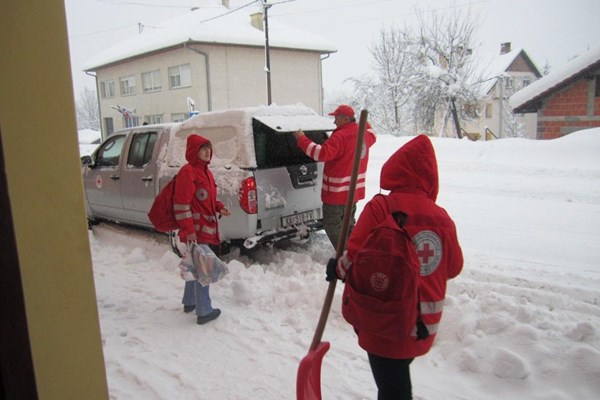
[{"xmin": 326, "ymin": 258, "xmax": 338, "ymax": 282}]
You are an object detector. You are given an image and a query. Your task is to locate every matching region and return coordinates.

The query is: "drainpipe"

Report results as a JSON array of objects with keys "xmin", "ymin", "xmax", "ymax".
[
  {"xmin": 318, "ymin": 53, "xmax": 331, "ymax": 115},
  {"xmin": 184, "ymin": 42, "xmax": 212, "ymax": 111},
  {"xmin": 85, "ymin": 71, "xmax": 106, "ymax": 141},
  {"xmin": 498, "ymin": 76, "xmax": 504, "ymax": 138}
]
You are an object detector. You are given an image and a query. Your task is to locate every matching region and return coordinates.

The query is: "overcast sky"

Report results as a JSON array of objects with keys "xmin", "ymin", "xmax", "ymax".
[{"xmin": 64, "ymin": 0, "xmax": 600, "ymax": 104}]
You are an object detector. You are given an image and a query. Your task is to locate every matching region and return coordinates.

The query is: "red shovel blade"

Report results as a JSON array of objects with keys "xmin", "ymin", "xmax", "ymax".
[{"xmin": 296, "ymin": 341, "xmax": 331, "ymax": 400}]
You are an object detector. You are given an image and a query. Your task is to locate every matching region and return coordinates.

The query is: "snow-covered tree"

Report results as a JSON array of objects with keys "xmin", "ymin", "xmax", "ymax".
[
  {"xmin": 76, "ymin": 87, "xmax": 100, "ymax": 130},
  {"xmin": 349, "ymin": 7, "xmax": 484, "ymax": 137},
  {"xmin": 501, "ymin": 101, "xmax": 525, "ymax": 138}
]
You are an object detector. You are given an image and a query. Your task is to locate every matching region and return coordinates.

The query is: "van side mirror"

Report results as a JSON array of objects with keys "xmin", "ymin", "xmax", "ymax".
[{"xmin": 81, "ymin": 155, "xmax": 93, "ymax": 166}]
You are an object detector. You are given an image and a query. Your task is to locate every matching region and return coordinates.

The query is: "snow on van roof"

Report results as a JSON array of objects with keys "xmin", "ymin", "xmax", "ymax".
[
  {"xmin": 83, "ymin": 3, "xmax": 336, "ymax": 70},
  {"xmin": 254, "ymin": 115, "xmax": 335, "ymax": 133},
  {"xmin": 166, "ymin": 104, "xmax": 332, "ymax": 169}
]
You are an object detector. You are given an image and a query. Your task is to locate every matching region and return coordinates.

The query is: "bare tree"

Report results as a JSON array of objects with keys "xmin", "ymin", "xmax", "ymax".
[
  {"xmin": 76, "ymin": 87, "xmax": 100, "ymax": 130},
  {"xmin": 410, "ymin": 8, "xmax": 482, "ymax": 136},
  {"xmin": 349, "ymin": 6, "xmax": 484, "ymax": 136}
]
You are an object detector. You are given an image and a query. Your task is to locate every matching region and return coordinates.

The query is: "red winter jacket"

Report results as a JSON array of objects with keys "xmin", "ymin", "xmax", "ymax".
[
  {"xmin": 296, "ymin": 122, "xmax": 376, "ymax": 205},
  {"xmin": 173, "ymin": 134, "xmax": 225, "ymax": 245},
  {"xmin": 341, "ymin": 135, "xmax": 463, "ymax": 359}
]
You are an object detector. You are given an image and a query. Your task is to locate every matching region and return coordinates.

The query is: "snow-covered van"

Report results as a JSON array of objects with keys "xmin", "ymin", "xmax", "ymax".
[{"xmin": 80, "ymin": 104, "xmax": 334, "ymax": 250}]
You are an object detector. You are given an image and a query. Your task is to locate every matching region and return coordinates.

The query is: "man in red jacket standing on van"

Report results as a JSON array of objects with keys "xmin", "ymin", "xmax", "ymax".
[{"xmin": 294, "ymin": 104, "xmax": 376, "ymax": 249}]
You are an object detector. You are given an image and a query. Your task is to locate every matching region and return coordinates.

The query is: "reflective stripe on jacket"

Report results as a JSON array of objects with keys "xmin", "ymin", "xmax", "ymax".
[
  {"xmin": 173, "ymin": 135, "xmax": 224, "ymax": 245},
  {"xmin": 296, "ymin": 122, "xmax": 376, "ymax": 205}
]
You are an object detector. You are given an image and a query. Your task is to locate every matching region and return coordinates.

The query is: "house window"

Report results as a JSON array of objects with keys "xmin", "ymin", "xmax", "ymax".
[
  {"xmin": 485, "ymin": 103, "xmax": 493, "ymax": 119},
  {"xmin": 120, "ymin": 76, "xmax": 136, "ymax": 96},
  {"xmin": 464, "ymin": 102, "xmax": 481, "ymax": 118},
  {"xmin": 142, "ymin": 70, "xmax": 161, "ymax": 93},
  {"xmin": 104, "ymin": 117, "xmax": 114, "ymax": 136},
  {"xmin": 171, "ymin": 113, "xmax": 187, "ymax": 122},
  {"xmin": 144, "ymin": 114, "xmax": 163, "ymax": 125},
  {"xmin": 100, "ymin": 80, "xmax": 115, "ymax": 98},
  {"xmin": 522, "ymin": 79, "xmax": 530, "ymax": 88},
  {"xmin": 169, "ymin": 64, "xmax": 191, "ymax": 89},
  {"xmin": 505, "ymin": 78, "xmax": 514, "ymax": 89},
  {"xmin": 124, "ymin": 115, "xmax": 140, "ymax": 128}
]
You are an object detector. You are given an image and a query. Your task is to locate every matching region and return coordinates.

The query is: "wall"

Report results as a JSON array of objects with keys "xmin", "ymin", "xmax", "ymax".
[
  {"xmin": 0, "ymin": 1, "xmax": 109, "ymax": 398},
  {"xmin": 537, "ymin": 74, "xmax": 600, "ymax": 139},
  {"xmin": 95, "ymin": 43, "xmax": 325, "ymax": 134}
]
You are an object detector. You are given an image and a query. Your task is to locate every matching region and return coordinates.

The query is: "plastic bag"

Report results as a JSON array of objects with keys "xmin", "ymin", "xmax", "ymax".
[{"xmin": 178, "ymin": 243, "xmax": 229, "ymax": 287}]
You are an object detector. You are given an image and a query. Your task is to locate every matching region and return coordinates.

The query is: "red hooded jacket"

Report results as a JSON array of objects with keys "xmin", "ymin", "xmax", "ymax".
[
  {"xmin": 296, "ymin": 122, "xmax": 377, "ymax": 205},
  {"xmin": 173, "ymin": 134, "xmax": 225, "ymax": 245},
  {"xmin": 341, "ymin": 135, "xmax": 463, "ymax": 359}
]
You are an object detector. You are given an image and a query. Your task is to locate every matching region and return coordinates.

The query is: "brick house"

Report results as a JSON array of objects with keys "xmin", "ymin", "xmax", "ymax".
[
  {"xmin": 510, "ymin": 45, "xmax": 600, "ymax": 139},
  {"xmin": 83, "ymin": 1, "xmax": 336, "ymax": 137}
]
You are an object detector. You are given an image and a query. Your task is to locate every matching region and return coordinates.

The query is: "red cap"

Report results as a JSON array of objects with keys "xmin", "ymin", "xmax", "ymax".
[{"xmin": 328, "ymin": 104, "xmax": 355, "ymax": 117}]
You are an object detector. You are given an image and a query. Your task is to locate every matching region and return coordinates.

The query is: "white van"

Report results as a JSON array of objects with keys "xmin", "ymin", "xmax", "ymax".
[{"xmin": 81, "ymin": 104, "xmax": 334, "ymax": 250}]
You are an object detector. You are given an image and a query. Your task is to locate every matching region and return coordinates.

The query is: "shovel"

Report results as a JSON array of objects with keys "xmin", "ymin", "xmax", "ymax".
[{"xmin": 296, "ymin": 110, "xmax": 368, "ymax": 400}]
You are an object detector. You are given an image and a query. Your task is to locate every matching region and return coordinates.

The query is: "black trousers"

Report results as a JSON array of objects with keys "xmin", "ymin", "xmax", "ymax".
[{"xmin": 368, "ymin": 353, "xmax": 414, "ymax": 400}]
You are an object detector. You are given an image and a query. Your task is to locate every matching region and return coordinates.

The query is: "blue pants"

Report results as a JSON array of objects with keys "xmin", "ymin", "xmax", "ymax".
[{"xmin": 182, "ymin": 280, "xmax": 213, "ymax": 317}]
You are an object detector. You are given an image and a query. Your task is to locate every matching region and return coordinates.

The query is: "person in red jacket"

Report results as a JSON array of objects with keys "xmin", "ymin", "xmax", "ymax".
[
  {"xmin": 294, "ymin": 104, "xmax": 376, "ymax": 249},
  {"xmin": 174, "ymin": 134, "xmax": 230, "ymax": 325},
  {"xmin": 330, "ymin": 135, "xmax": 463, "ymax": 399}
]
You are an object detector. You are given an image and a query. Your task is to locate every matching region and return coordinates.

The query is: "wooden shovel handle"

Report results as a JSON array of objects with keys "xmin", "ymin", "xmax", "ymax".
[{"xmin": 309, "ymin": 109, "xmax": 368, "ymax": 351}]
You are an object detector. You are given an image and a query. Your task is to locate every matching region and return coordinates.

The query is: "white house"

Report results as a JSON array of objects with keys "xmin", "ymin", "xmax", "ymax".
[
  {"xmin": 462, "ymin": 43, "xmax": 542, "ymax": 140},
  {"xmin": 83, "ymin": 0, "xmax": 336, "ymax": 136}
]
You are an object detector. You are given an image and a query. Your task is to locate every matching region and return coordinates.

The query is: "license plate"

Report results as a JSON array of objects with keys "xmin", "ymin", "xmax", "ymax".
[{"xmin": 282, "ymin": 210, "xmax": 315, "ymax": 227}]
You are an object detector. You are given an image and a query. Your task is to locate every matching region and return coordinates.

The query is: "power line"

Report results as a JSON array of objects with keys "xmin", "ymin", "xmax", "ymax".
[
  {"xmin": 95, "ymin": 0, "xmax": 198, "ymax": 8},
  {"xmin": 69, "ymin": 24, "xmax": 139, "ymax": 39},
  {"xmin": 271, "ymin": 0, "xmax": 493, "ymax": 27},
  {"xmin": 197, "ymin": 0, "xmax": 257, "ymax": 24}
]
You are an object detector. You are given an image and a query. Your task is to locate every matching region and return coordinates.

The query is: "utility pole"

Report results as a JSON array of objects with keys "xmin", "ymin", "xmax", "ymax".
[{"xmin": 261, "ymin": 0, "xmax": 273, "ymax": 105}]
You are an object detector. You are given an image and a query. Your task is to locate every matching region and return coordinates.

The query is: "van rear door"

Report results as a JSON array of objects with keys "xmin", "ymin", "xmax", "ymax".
[{"xmin": 251, "ymin": 116, "xmax": 333, "ymax": 232}]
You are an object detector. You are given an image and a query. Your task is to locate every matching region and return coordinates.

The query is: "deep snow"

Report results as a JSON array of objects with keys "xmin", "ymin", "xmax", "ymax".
[{"xmin": 87, "ymin": 129, "xmax": 600, "ymax": 399}]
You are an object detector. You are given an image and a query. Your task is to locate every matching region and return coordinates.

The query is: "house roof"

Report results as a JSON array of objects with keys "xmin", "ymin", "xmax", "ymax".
[
  {"xmin": 478, "ymin": 48, "xmax": 541, "ymax": 96},
  {"xmin": 83, "ymin": 3, "xmax": 337, "ymax": 71},
  {"xmin": 510, "ymin": 45, "xmax": 600, "ymax": 113}
]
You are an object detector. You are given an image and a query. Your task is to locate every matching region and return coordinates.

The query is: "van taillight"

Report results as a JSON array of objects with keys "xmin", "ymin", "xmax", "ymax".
[{"xmin": 239, "ymin": 177, "xmax": 257, "ymax": 214}]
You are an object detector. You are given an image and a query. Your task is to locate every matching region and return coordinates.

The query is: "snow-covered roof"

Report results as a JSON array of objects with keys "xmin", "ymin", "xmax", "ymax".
[
  {"xmin": 477, "ymin": 48, "xmax": 540, "ymax": 96},
  {"xmin": 83, "ymin": 3, "xmax": 337, "ymax": 70},
  {"xmin": 510, "ymin": 45, "xmax": 600, "ymax": 112}
]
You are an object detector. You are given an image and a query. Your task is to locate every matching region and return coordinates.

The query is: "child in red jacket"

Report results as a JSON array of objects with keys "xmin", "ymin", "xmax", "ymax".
[
  {"xmin": 174, "ymin": 134, "xmax": 230, "ymax": 325},
  {"xmin": 332, "ymin": 135, "xmax": 463, "ymax": 399}
]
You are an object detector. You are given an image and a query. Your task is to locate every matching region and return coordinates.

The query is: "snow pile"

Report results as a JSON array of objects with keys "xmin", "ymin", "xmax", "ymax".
[
  {"xmin": 78, "ymin": 128, "xmax": 101, "ymax": 156},
  {"xmin": 89, "ymin": 129, "xmax": 600, "ymax": 399}
]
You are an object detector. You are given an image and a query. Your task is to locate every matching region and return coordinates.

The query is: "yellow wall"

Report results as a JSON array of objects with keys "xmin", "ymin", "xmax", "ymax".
[{"xmin": 0, "ymin": 1, "xmax": 109, "ymax": 399}]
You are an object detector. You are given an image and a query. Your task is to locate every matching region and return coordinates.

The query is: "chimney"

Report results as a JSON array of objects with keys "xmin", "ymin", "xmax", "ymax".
[
  {"xmin": 250, "ymin": 12, "xmax": 263, "ymax": 31},
  {"xmin": 500, "ymin": 42, "xmax": 511, "ymax": 54},
  {"xmin": 222, "ymin": 0, "xmax": 230, "ymax": 8}
]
